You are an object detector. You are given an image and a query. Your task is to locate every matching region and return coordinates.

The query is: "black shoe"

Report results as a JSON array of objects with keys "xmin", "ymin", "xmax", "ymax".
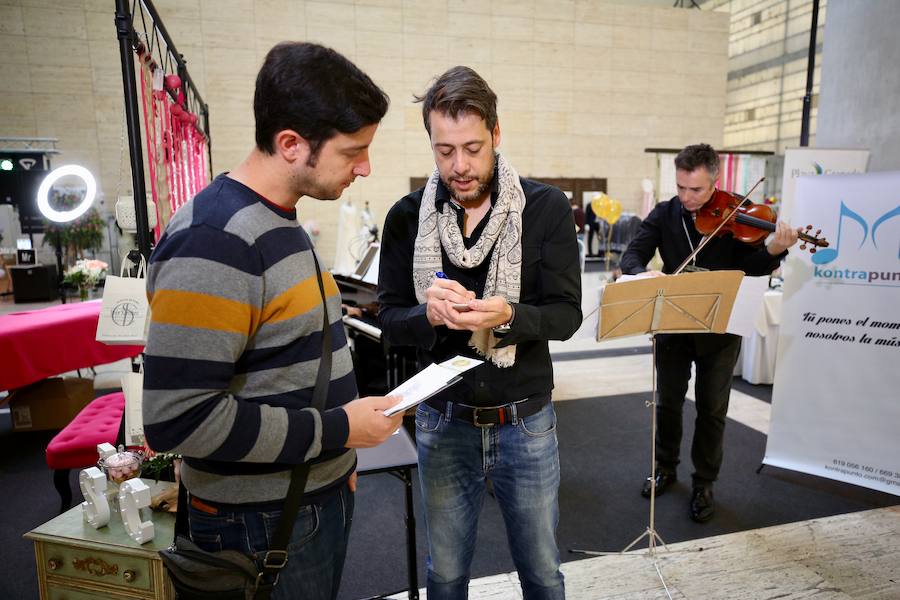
[
  {"xmin": 690, "ymin": 486, "xmax": 715, "ymax": 523},
  {"xmin": 641, "ymin": 469, "xmax": 677, "ymax": 498}
]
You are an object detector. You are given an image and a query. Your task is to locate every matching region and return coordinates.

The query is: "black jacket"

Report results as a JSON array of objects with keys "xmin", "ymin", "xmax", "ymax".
[
  {"xmin": 377, "ymin": 177, "xmax": 582, "ymax": 407},
  {"xmin": 620, "ymin": 197, "xmax": 786, "ymax": 276}
]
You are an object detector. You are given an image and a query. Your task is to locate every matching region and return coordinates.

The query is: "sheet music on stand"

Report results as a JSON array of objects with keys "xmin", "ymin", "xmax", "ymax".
[
  {"xmin": 599, "ymin": 271, "xmax": 743, "ymax": 340},
  {"xmin": 571, "ymin": 271, "xmax": 765, "ymax": 342}
]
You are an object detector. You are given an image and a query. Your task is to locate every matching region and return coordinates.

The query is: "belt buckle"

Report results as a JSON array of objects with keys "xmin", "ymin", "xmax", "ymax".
[{"xmin": 472, "ymin": 407, "xmax": 495, "ymax": 428}]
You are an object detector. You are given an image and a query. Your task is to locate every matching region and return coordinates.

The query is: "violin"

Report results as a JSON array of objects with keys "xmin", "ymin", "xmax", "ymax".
[
  {"xmin": 673, "ymin": 177, "xmax": 829, "ymax": 275},
  {"xmin": 695, "ymin": 189, "xmax": 830, "ymax": 251}
]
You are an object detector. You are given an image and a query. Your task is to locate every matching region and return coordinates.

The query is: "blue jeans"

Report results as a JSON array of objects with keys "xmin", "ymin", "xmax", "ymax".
[
  {"xmin": 188, "ymin": 484, "xmax": 354, "ymax": 600},
  {"xmin": 416, "ymin": 400, "xmax": 565, "ymax": 600}
]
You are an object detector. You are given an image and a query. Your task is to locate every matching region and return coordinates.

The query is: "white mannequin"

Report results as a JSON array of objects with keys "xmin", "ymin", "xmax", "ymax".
[{"xmin": 333, "ymin": 197, "xmax": 359, "ymax": 274}]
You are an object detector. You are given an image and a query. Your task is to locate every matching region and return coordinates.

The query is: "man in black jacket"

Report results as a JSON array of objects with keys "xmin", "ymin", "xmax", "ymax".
[
  {"xmin": 378, "ymin": 66, "xmax": 581, "ymax": 599},
  {"xmin": 620, "ymin": 143, "xmax": 799, "ymax": 522}
]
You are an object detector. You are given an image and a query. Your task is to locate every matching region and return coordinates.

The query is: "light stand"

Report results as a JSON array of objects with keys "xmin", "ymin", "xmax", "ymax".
[
  {"xmin": 35, "ymin": 164, "xmax": 98, "ymax": 304},
  {"xmin": 54, "ymin": 230, "xmax": 65, "ymax": 304},
  {"xmin": 604, "ymin": 221, "xmax": 614, "ymax": 271},
  {"xmin": 105, "ymin": 215, "xmax": 119, "ymax": 276}
]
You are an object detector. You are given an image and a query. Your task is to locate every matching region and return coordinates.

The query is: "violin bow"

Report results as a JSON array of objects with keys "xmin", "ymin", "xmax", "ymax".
[{"xmin": 673, "ymin": 177, "xmax": 766, "ymax": 275}]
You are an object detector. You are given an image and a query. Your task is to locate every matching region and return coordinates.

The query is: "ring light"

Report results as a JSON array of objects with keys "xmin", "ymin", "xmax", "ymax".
[{"xmin": 36, "ymin": 165, "xmax": 97, "ymax": 223}]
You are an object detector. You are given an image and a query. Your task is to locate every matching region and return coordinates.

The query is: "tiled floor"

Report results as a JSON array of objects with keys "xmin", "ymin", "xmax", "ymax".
[
  {"xmin": 394, "ymin": 323, "xmax": 900, "ymax": 598},
  {"xmin": 0, "ymin": 295, "xmax": 60, "ymax": 315},
  {"xmin": 5, "ymin": 277, "xmax": 899, "ymax": 599},
  {"xmin": 390, "ymin": 274, "xmax": 900, "ymax": 599},
  {"xmin": 423, "ymin": 506, "xmax": 900, "ymax": 600}
]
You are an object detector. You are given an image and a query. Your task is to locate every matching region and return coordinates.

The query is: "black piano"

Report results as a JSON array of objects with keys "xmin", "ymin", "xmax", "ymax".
[{"xmin": 333, "ymin": 273, "xmax": 416, "ymax": 395}]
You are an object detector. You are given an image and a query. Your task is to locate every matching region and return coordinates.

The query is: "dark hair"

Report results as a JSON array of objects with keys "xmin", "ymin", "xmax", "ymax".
[
  {"xmin": 254, "ymin": 42, "xmax": 390, "ymax": 160},
  {"xmin": 414, "ymin": 66, "xmax": 498, "ymax": 135},
  {"xmin": 674, "ymin": 143, "xmax": 720, "ymax": 180}
]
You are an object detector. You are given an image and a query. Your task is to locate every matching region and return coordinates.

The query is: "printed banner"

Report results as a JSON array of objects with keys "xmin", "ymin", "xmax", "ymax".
[
  {"xmin": 780, "ymin": 148, "xmax": 869, "ymax": 222},
  {"xmin": 764, "ymin": 171, "xmax": 900, "ymax": 496}
]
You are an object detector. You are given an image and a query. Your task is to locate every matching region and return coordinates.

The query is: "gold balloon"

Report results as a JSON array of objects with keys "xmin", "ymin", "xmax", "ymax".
[
  {"xmin": 590, "ymin": 193, "xmax": 622, "ymax": 225},
  {"xmin": 590, "ymin": 193, "xmax": 610, "ymax": 220},
  {"xmin": 605, "ymin": 199, "xmax": 622, "ymax": 225}
]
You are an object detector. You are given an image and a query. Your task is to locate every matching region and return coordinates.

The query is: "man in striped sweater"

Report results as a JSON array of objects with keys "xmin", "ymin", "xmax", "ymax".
[{"xmin": 143, "ymin": 42, "xmax": 403, "ymax": 600}]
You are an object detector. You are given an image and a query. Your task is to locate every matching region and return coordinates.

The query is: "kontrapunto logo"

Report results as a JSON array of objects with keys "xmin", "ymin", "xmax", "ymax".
[{"xmin": 811, "ymin": 201, "xmax": 900, "ymax": 288}]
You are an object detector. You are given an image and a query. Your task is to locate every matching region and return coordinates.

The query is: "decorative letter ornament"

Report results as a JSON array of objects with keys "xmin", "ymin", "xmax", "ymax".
[
  {"xmin": 118, "ymin": 478, "xmax": 155, "ymax": 544},
  {"xmin": 80, "ymin": 467, "xmax": 110, "ymax": 528}
]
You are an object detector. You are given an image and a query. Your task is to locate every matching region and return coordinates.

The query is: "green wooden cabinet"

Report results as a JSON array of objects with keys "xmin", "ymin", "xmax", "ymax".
[{"xmin": 25, "ymin": 480, "xmax": 176, "ymax": 600}]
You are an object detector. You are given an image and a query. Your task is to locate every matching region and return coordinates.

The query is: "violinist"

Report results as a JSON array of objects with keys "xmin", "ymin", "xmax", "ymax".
[{"xmin": 619, "ymin": 143, "xmax": 800, "ymax": 523}]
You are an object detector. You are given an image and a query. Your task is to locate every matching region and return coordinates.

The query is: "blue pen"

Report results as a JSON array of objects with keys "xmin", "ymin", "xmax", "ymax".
[{"xmin": 436, "ymin": 271, "xmax": 474, "ymax": 310}]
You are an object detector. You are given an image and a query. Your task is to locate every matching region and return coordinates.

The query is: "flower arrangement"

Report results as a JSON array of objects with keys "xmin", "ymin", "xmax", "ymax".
[
  {"xmin": 142, "ymin": 451, "xmax": 181, "ymax": 483},
  {"xmin": 42, "ymin": 188, "xmax": 105, "ymax": 265},
  {"xmin": 63, "ymin": 258, "xmax": 107, "ymax": 300},
  {"xmin": 140, "ymin": 441, "xmax": 181, "ymax": 483}
]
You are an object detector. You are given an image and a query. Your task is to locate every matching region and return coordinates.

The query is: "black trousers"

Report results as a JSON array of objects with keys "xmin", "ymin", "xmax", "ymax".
[{"xmin": 654, "ymin": 332, "xmax": 742, "ymax": 487}]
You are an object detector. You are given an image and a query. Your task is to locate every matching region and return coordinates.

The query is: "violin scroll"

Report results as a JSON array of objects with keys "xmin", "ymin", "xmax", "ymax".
[{"xmin": 798, "ymin": 224, "xmax": 829, "ymax": 254}]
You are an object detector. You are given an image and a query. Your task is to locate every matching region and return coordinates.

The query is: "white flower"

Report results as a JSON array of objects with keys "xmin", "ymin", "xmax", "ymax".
[{"xmin": 64, "ymin": 259, "xmax": 108, "ymax": 288}]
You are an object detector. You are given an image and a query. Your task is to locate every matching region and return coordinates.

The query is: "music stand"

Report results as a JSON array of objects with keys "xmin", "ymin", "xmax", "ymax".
[{"xmin": 570, "ymin": 270, "xmax": 743, "ymax": 596}]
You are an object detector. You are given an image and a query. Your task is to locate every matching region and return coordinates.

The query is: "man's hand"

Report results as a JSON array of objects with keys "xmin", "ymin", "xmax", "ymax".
[
  {"xmin": 342, "ymin": 304, "xmax": 364, "ymax": 319},
  {"xmin": 342, "ymin": 395, "xmax": 404, "ymax": 448},
  {"xmin": 767, "ymin": 221, "xmax": 801, "ymax": 255},
  {"xmin": 445, "ymin": 295, "xmax": 512, "ymax": 332},
  {"xmin": 348, "ymin": 471, "xmax": 357, "ymax": 492},
  {"xmin": 425, "ymin": 277, "xmax": 476, "ymax": 327}
]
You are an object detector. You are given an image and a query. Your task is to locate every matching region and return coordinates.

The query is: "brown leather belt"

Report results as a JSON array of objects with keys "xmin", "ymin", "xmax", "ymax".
[
  {"xmin": 430, "ymin": 394, "xmax": 550, "ymax": 428},
  {"xmin": 189, "ymin": 496, "xmax": 219, "ymax": 515}
]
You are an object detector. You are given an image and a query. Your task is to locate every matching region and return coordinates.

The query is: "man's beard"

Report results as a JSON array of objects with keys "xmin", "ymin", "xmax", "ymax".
[
  {"xmin": 442, "ymin": 159, "xmax": 496, "ymax": 204},
  {"xmin": 291, "ymin": 168, "xmax": 344, "ymax": 202}
]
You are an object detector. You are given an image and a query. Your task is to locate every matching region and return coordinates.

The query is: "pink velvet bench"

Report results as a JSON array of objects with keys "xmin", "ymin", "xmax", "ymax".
[{"xmin": 45, "ymin": 392, "xmax": 125, "ymax": 513}]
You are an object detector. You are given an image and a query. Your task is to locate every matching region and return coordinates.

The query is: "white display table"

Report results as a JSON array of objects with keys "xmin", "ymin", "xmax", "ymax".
[{"xmin": 737, "ymin": 289, "xmax": 782, "ymax": 385}]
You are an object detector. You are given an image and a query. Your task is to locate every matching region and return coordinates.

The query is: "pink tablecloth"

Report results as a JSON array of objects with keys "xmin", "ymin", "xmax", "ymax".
[{"xmin": 0, "ymin": 300, "xmax": 143, "ymax": 391}]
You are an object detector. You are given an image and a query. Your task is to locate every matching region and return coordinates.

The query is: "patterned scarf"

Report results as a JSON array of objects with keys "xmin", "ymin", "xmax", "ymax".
[{"xmin": 412, "ymin": 154, "xmax": 525, "ymax": 368}]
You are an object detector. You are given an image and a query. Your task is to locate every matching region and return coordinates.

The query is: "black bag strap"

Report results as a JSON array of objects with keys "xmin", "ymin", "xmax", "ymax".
[
  {"xmin": 267, "ymin": 254, "xmax": 333, "ymax": 555},
  {"xmin": 173, "ymin": 252, "xmax": 334, "ymax": 584}
]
